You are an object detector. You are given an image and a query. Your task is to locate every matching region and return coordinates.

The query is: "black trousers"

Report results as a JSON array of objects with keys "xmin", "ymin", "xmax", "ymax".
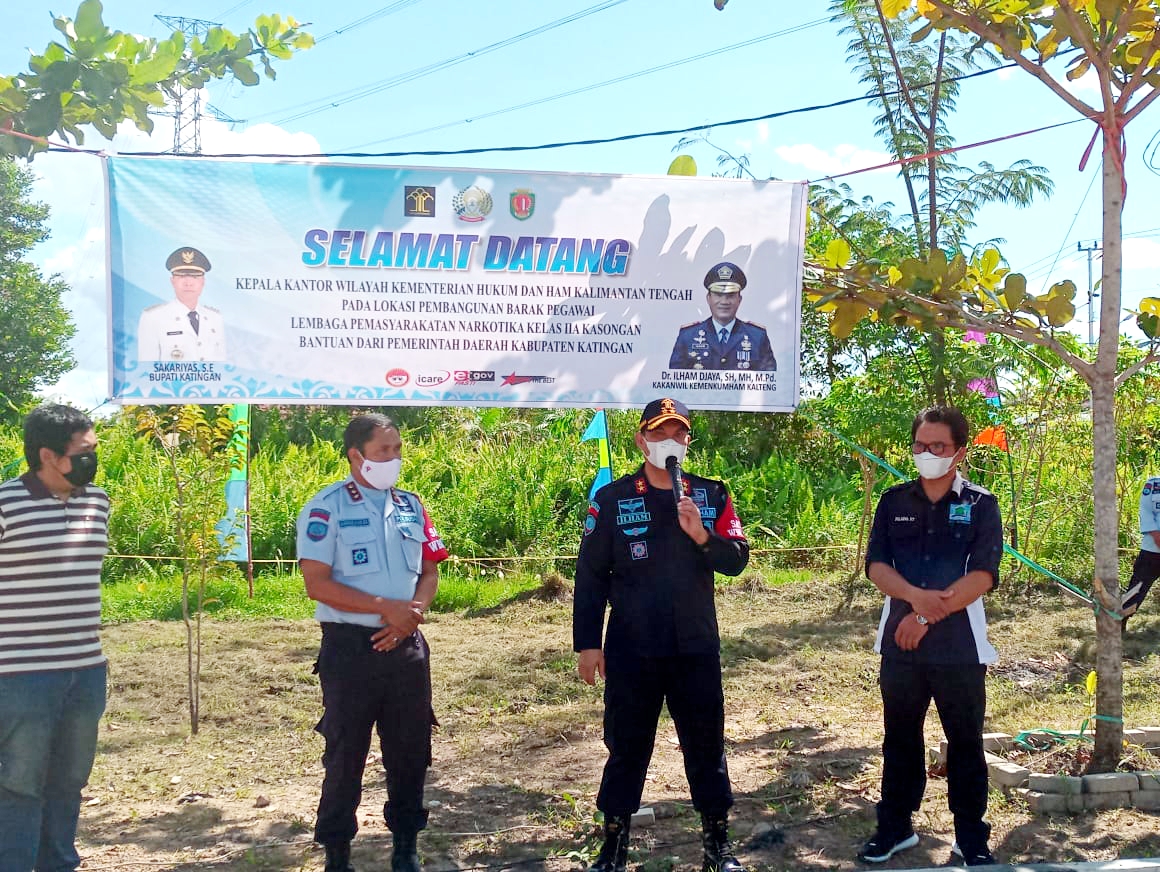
[
  {"xmin": 877, "ymin": 658, "xmax": 989, "ymax": 850},
  {"xmin": 1124, "ymin": 550, "xmax": 1160, "ymax": 621},
  {"xmin": 597, "ymin": 651, "xmax": 732, "ymax": 818},
  {"xmin": 314, "ymin": 623, "xmax": 433, "ymax": 846}
]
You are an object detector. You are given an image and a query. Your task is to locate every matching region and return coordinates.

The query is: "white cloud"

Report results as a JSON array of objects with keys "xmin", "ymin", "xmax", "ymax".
[
  {"xmin": 25, "ymin": 97, "xmax": 322, "ymax": 410},
  {"xmin": 774, "ymin": 142, "xmax": 892, "ymax": 177}
]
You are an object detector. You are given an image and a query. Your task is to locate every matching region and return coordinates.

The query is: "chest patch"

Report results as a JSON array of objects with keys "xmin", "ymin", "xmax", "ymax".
[
  {"xmin": 629, "ymin": 540, "xmax": 648, "ymax": 560},
  {"xmin": 949, "ymin": 502, "xmax": 972, "ymax": 524},
  {"xmin": 351, "ymin": 547, "xmax": 369, "ymax": 566},
  {"xmin": 622, "ymin": 526, "xmax": 648, "ymax": 537},
  {"xmin": 616, "ymin": 497, "xmax": 652, "ymax": 526}
]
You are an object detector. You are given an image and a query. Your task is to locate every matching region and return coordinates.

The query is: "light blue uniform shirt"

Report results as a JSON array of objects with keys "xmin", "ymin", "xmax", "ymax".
[
  {"xmin": 1141, "ymin": 477, "xmax": 1160, "ymax": 554},
  {"xmin": 296, "ymin": 478, "xmax": 429, "ymax": 626}
]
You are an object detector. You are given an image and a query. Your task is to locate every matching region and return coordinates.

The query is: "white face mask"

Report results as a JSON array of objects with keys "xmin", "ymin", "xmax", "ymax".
[
  {"xmin": 914, "ymin": 451, "xmax": 955, "ymax": 480},
  {"xmin": 358, "ymin": 455, "xmax": 402, "ymax": 490},
  {"xmin": 644, "ymin": 438, "xmax": 688, "ymax": 470}
]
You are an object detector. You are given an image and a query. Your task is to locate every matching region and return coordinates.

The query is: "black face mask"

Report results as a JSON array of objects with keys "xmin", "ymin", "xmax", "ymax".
[{"xmin": 63, "ymin": 450, "xmax": 98, "ymax": 487}]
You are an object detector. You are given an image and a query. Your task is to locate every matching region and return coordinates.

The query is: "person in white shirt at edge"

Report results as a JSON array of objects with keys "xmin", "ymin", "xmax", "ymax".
[
  {"xmin": 136, "ymin": 246, "xmax": 227, "ymax": 361},
  {"xmin": 1122, "ymin": 474, "xmax": 1160, "ymax": 627}
]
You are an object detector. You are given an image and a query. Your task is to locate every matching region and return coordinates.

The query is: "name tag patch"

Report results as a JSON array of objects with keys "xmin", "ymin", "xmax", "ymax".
[
  {"xmin": 339, "ymin": 518, "xmax": 370, "ymax": 528},
  {"xmin": 616, "ymin": 497, "xmax": 652, "ymax": 526}
]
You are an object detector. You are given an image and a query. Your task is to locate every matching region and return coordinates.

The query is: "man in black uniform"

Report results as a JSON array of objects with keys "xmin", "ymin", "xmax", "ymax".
[
  {"xmin": 858, "ymin": 406, "xmax": 1003, "ymax": 868},
  {"xmin": 573, "ymin": 398, "xmax": 750, "ymax": 872}
]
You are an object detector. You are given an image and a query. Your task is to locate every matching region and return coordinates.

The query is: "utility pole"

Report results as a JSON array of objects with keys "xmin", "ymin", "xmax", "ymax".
[
  {"xmin": 154, "ymin": 15, "xmax": 221, "ymax": 155},
  {"xmin": 1078, "ymin": 240, "xmax": 1101, "ymax": 348}
]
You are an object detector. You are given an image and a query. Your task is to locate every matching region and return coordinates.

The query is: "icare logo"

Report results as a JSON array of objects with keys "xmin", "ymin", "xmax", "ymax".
[
  {"xmin": 385, "ymin": 369, "xmax": 410, "ymax": 387},
  {"xmin": 416, "ymin": 371, "xmax": 450, "ymax": 387}
]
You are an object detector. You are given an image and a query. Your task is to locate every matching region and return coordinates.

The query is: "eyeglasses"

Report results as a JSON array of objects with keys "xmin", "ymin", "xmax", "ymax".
[{"xmin": 911, "ymin": 441, "xmax": 955, "ymax": 455}]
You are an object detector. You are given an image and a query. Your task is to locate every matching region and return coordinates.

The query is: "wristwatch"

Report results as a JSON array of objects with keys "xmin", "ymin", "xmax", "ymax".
[{"xmin": 914, "ymin": 614, "xmax": 929, "ymax": 625}]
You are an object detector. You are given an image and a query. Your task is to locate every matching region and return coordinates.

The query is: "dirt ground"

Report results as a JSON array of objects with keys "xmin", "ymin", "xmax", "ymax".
[{"xmin": 75, "ymin": 581, "xmax": 1160, "ymax": 871}]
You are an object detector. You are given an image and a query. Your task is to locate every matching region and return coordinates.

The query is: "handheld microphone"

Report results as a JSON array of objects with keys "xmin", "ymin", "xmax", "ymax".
[{"xmin": 665, "ymin": 455, "xmax": 683, "ymax": 506}]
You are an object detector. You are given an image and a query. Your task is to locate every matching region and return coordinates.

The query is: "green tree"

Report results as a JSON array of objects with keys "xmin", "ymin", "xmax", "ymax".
[
  {"xmin": 832, "ymin": 0, "xmax": 1053, "ymax": 404},
  {"xmin": 789, "ymin": 0, "xmax": 1160, "ymax": 772},
  {"xmin": 0, "ymin": 159, "xmax": 74, "ymax": 415},
  {"xmin": 133, "ymin": 404, "xmax": 248, "ymax": 736},
  {"xmin": 0, "ymin": 0, "xmax": 313, "ymax": 159}
]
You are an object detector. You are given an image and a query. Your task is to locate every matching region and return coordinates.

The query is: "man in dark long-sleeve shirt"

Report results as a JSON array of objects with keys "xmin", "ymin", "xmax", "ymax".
[
  {"xmin": 573, "ymin": 398, "xmax": 749, "ymax": 872},
  {"xmin": 858, "ymin": 406, "xmax": 1003, "ymax": 868}
]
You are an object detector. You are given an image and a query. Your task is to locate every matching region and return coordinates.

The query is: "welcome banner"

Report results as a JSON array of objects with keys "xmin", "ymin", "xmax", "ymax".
[{"xmin": 106, "ymin": 156, "xmax": 807, "ymax": 411}]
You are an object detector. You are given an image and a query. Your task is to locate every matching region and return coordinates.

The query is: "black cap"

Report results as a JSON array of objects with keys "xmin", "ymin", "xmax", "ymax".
[
  {"xmin": 166, "ymin": 247, "xmax": 211, "ymax": 274},
  {"xmin": 704, "ymin": 261, "xmax": 746, "ymax": 294},
  {"xmin": 640, "ymin": 397, "xmax": 691, "ymax": 431}
]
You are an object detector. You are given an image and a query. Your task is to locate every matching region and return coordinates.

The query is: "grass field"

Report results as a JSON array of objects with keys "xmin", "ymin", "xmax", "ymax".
[{"xmin": 76, "ymin": 576, "xmax": 1160, "ymax": 871}]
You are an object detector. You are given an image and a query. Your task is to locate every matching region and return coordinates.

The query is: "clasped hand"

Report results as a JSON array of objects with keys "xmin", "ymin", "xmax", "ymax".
[{"xmin": 371, "ymin": 599, "xmax": 425, "ymax": 652}]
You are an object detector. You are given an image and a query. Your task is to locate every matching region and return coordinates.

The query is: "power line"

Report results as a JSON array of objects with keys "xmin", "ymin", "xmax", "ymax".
[
  {"xmin": 29, "ymin": 53, "xmax": 1070, "ymax": 165},
  {"xmin": 342, "ymin": 18, "xmax": 831, "ymax": 151},
  {"xmin": 1030, "ymin": 165, "xmax": 1099, "ymax": 292},
  {"xmin": 211, "ymin": 0, "xmax": 255, "ymax": 20},
  {"xmin": 46, "ymin": 114, "xmax": 1082, "ymax": 168},
  {"xmin": 255, "ymin": 0, "xmax": 630, "ymax": 126},
  {"xmin": 314, "ymin": 0, "xmax": 427, "ymax": 44}
]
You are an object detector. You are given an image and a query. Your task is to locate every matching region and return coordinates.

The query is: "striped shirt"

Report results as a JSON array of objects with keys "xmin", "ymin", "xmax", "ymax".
[{"xmin": 0, "ymin": 472, "xmax": 109, "ymax": 675}]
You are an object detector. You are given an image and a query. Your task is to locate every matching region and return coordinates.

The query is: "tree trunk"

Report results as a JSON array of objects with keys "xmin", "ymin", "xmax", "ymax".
[{"xmin": 1089, "ymin": 126, "xmax": 1125, "ymax": 772}]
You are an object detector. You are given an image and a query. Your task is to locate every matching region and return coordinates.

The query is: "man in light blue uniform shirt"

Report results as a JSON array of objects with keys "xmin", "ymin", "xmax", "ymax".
[
  {"xmin": 1123, "ymin": 475, "xmax": 1160, "ymax": 626},
  {"xmin": 297, "ymin": 414, "xmax": 449, "ymax": 872}
]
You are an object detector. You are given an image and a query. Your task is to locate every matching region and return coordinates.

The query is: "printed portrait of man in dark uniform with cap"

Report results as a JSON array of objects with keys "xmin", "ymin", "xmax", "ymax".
[
  {"xmin": 136, "ymin": 247, "xmax": 227, "ymax": 362},
  {"xmin": 668, "ymin": 262, "xmax": 776, "ymax": 371}
]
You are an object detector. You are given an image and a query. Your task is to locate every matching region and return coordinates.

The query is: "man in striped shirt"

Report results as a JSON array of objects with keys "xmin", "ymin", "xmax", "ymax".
[{"xmin": 0, "ymin": 405, "xmax": 109, "ymax": 872}]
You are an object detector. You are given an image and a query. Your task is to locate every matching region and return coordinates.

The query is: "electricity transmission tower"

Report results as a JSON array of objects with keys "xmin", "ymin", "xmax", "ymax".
[{"xmin": 154, "ymin": 15, "xmax": 243, "ymax": 154}]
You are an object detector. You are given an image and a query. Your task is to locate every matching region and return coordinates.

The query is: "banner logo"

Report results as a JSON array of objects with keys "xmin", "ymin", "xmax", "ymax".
[
  {"xmin": 404, "ymin": 186, "xmax": 436, "ymax": 217},
  {"xmin": 452, "ymin": 185, "xmax": 493, "ymax": 222},
  {"xmin": 510, "ymin": 189, "xmax": 535, "ymax": 220},
  {"xmin": 502, "ymin": 373, "xmax": 556, "ymax": 386},
  {"xmin": 454, "ymin": 370, "xmax": 496, "ymax": 385},
  {"xmin": 416, "ymin": 371, "xmax": 451, "ymax": 387},
  {"xmin": 385, "ymin": 368, "xmax": 410, "ymax": 387}
]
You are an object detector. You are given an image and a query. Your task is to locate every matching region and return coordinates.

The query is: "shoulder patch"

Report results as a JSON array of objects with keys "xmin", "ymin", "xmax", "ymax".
[
  {"xmin": 344, "ymin": 481, "xmax": 363, "ymax": 502},
  {"xmin": 633, "ymin": 476, "xmax": 648, "ymax": 494},
  {"xmin": 680, "ymin": 320, "xmax": 705, "ymax": 329},
  {"xmin": 741, "ymin": 319, "xmax": 767, "ymax": 330}
]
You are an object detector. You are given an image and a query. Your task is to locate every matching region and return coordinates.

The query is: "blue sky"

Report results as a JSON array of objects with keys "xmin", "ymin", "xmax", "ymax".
[{"xmin": 4, "ymin": 0, "xmax": 1160, "ymax": 409}]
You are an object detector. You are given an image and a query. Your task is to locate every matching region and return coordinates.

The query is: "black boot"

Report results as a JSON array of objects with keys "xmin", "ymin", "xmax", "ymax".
[
  {"xmin": 701, "ymin": 815, "xmax": 745, "ymax": 872},
  {"xmin": 586, "ymin": 815, "xmax": 631, "ymax": 872},
  {"xmin": 323, "ymin": 842, "xmax": 356, "ymax": 872},
  {"xmin": 392, "ymin": 830, "xmax": 421, "ymax": 872}
]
